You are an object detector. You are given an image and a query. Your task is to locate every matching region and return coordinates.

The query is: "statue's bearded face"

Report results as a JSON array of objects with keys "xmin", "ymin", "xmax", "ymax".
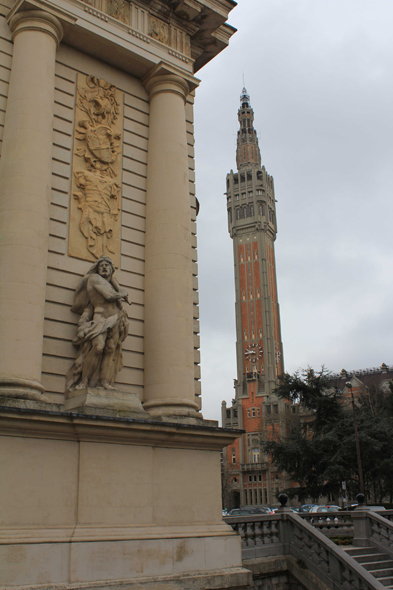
[{"xmin": 97, "ymin": 260, "xmax": 112, "ymax": 279}]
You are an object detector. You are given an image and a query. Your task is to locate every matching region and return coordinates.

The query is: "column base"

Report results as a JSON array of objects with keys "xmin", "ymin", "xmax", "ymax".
[
  {"xmin": 143, "ymin": 397, "xmax": 203, "ymax": 423},
  {"xmin": 65, "ymin": 386, "xmax": 149, "ymax": 419},
  {"xmin": 0, "ymin": 377, "xmax": 49, "ymax": 402}
]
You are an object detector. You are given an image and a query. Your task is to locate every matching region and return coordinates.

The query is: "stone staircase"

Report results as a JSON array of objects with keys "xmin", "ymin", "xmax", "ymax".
[{"xmin": 344, "ymin": 547, "xmax": 393, "ymax": 588}]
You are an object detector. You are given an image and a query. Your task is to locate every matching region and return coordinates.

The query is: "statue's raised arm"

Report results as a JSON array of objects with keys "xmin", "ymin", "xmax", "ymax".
[{"xmin": 66, "ymin": 256, "xmax": 130, "ymax": 392}]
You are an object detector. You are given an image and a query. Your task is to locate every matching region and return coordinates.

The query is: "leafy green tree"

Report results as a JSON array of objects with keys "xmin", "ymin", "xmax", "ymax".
[{"xmin": 263, "ymin": 368, "xmax": 393, "ymax": 503}]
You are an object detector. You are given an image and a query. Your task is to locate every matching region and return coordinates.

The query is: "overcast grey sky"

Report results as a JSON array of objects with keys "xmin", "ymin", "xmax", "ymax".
[{"xmin": 193, "ymin": 0, "xmax": 393, "ymax": 423}]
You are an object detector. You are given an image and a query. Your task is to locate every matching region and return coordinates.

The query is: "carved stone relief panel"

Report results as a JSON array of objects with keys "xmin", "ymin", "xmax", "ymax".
[
  {"xmin": 148, "ymin": 15, "xmax": 169, "ymax": 44},
  {"xmin": 80, "ymin": 0, "xmax": 130, "ymax": 24},
  {"xmin": 69, "ymin": 74, "xmax": 123, "ymax": 266},
  {"xmin": 106, "ymin": 0, "xmax": 130, "ymax": 24},
  {"xmin": 148, "ymin": 15, "xmax": 191, "ymax": 56}
]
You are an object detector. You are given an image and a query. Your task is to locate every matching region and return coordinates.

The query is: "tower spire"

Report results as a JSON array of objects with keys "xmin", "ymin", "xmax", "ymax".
[{"xmin": 236, "ymin": 87, "xmax": 261, "ymax": 169}]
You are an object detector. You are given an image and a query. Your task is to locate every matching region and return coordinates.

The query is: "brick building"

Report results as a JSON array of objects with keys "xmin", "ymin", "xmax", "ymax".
[
  {"xmin": 221, "ymin": 89, "xmax": 288, "ymax": 510},
  {"xmin": 332, "ymin": 363, "xmax": 393, "ymax": 401}
]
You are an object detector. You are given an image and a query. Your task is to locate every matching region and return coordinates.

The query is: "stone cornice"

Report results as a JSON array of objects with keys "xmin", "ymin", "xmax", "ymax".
[
  {"xmin": 0, "ymin": 407, "xmax": 243, "ymax": 450},
  {"xmin": 8, "ymin": 0, "xmax": 236, "ymax": 75}
]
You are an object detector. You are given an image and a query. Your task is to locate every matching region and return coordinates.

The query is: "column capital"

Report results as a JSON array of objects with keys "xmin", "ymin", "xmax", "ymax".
[
  {"xmin": 9, "ymin": 10, "xmax": 63, "ymax": 47},
  {"xmin": 143, "ymin": 62, "xmax": 199, "ymax": 103}
]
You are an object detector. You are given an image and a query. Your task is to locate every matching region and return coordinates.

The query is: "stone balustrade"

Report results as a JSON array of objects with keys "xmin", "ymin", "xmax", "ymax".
[
  {"xmin": 352, "ymin": 509, "xmax": 393, "ymax": 559},
  {"xmin": 300, "ymin": 511, "xmax": 354, "ymax": 537},
  {"xmin": 224, "ymin": 511, "xmax": 385, "ymax": 589},
  {"xmin": 374, "ymin": 509, "xmax": 393, "ymax": 523}
]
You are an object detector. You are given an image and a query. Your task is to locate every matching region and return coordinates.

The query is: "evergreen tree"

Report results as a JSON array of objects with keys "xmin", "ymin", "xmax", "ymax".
[{"xmin": 263, "ymin": 368, "xmax": 393, "ymax": 503}]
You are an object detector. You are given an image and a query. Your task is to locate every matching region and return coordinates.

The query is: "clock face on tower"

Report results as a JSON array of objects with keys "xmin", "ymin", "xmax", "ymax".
[{"xmin": 245, "ymin": 344, "xmax": 263, "ymax": 361}]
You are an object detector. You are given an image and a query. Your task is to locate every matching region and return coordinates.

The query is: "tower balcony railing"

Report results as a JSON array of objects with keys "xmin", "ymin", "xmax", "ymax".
[{"xmin": 240, "ymin": 462, "xmax": 268, "ymax": 472}]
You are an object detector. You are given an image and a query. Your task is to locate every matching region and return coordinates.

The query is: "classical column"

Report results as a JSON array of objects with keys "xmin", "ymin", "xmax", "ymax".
[
  {"xmin": 0, "ymin": 11, "xmax": 63, "ymax": 400},
  {"xmin": 143, "ymin": 71, "xmax": 200, "ymax": 420}
]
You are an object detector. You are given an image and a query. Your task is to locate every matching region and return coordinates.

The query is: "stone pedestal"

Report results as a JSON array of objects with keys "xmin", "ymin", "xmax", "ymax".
[
  {"xmin": 0, "ymin": 408, "xmax": 248, "ymax": 589},
  {"xmin": 64, "ymin": 387, "xmax": 148, "ymax": 418},
  {"xmin": 352, "ymin": 508, "xmax": 372, "ymax": 547}
]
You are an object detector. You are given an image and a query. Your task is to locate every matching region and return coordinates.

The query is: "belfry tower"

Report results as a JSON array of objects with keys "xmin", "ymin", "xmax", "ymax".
[{"xmin": 222, "ymin": 89, "xmax": 286, "ymax": 509}]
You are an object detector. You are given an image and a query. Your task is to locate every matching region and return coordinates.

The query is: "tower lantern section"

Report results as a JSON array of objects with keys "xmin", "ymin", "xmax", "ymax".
[{"xmin": 236, "ymin": 88, "xmax": 261, "ymax": 170}]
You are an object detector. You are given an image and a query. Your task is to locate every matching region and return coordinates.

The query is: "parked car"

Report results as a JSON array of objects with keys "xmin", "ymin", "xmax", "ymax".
[
  {"xmin": 234, "ymin": 505, "xmax": 272, "ymax": 514},
  {"xmin": 243, "ymin": 505, "xmax": 272, "ymax": 514},
  {"xmin": 227, "ymin": 508, "xmax": 254, "ymax": 516},
  {"xmin": 309, "ymin": 505, "xmax": 340, "ymax": 513},
  {"xmin": 227, "ymin": 506, "xmax": 272, "ymax": 517},
  {"xmin": 308, "ymin": 506, "xmax": 341, "ymax": 525},
  {"xmin": 298, "ymin": 504, "xmax": 318, "ymax": 513},
  {"xmin": 346, "ymin": 504, "xmax": 386, "ymax": 512}
]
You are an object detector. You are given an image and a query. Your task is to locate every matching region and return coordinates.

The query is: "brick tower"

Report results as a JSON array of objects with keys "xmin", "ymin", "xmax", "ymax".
[{"xmin": 222, "ymin": 88, "xmax": 286, "ymax": 509}]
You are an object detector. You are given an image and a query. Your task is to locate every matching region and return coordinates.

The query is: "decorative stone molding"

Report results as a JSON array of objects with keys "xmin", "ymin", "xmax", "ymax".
[
  {"xmin": 69, "ymin": 74, "xmax": 123, "ymax": 265},
  {"xmin": 83, "ymin": 5, "xmax": 109, "ymax": 22},
  {"xmin": 0, "ymin": 407, "xmax": 241, "ymax": 449},
  {"xmin": 144, "ymin": 72, "xmax": 190, "ymax": 104},
  {"xmin": 9, "ymin": 10, "xmax": 63, "ymax": 47}
]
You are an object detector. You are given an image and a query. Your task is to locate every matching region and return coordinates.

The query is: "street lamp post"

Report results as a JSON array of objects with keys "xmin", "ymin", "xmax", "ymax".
[{"xmin": 346, "ymin": 382, "xmax": 365, "ymax": 495}]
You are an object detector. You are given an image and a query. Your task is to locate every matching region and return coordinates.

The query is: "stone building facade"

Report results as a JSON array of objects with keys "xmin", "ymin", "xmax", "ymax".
[
  {"xmin": 222, "ymin": 89, "xmax": 287, "ymax": 510},
  {"xmin": 0, "ymin": 1, "xmax": 254, "ymax": 588},
  {"xmin": 0, "ymin": 0, "xmax": 214, "ymax": 414}
]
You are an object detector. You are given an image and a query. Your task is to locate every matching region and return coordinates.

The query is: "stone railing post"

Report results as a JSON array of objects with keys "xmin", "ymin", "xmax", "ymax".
[
  {"xmin": 352, "ymin": 493, "xmax": 372, "ymax": 547},
  {"xmin": 142, "ymin": 68, "xmax": 200, "ymax": 421},
  {"xmin": 275, "ymin": 494, "xmax": 292, "ymax": 555},
  {"xmin": 0, "ymin": 10, "xmax": 63, "ymax": 401}
]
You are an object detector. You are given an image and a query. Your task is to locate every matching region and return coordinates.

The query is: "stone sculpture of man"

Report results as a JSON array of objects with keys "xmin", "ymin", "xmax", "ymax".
[{"xmin": 66, "ymin": 256, "xmax": 130, "ymax": 392}]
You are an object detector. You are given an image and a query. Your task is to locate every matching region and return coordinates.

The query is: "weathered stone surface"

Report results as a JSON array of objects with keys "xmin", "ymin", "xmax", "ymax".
[
  {"xmin": 0, "ymin": 409, "xmax": 243, "ymax": 588},
  {"xmin": 64, "ymin": 386, "xmax": 146, "ymax": 417},
  {"xmin": 245, "ymin": 556, "xmax": 327, "ymax": 590}
]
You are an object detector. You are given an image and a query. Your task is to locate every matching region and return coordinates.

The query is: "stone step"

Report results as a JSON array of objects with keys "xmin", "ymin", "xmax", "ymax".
[
  {"xmin": 363, "ymin": 561, "xmax": 393, "ymax": 572},
  {"xmin": 343, "ymin": 546, "xmax": 393, "ymax": 586},
  {"xmin": 376, "ymin": 577, "xmax": 393, "ymax": 587},
  {"xmin": 369, "ymin": 569, "xmax": 393, "ymax": 579},
  {"xmin": 344, "ymin": 547, "xmax": 381, "ymax": 557},
  {"xmin": 356, "ymin": 553, "xmax": 390, "ymax": 564}
]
